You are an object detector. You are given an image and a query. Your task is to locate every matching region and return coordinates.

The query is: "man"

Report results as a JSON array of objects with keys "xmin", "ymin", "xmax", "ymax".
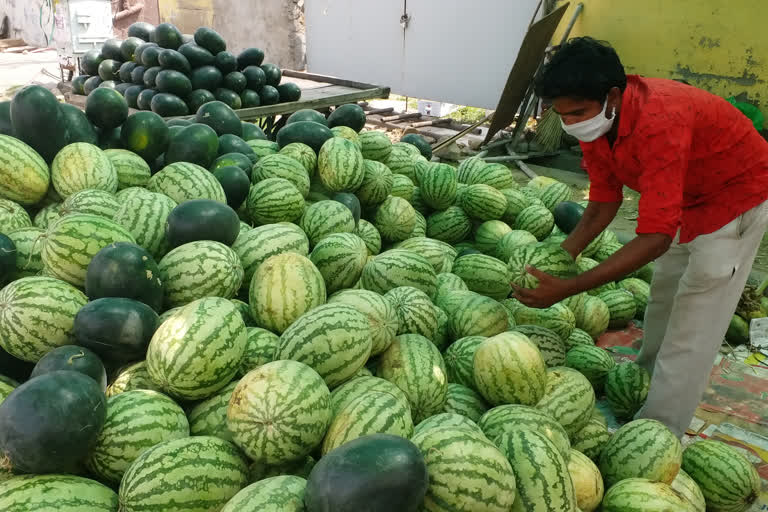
[{"xmin": 514, "ymin": 37, "xmax": 768, "ymax": 438}]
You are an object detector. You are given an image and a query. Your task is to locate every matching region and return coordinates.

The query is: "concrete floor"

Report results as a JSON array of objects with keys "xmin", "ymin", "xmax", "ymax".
[{"xmin": 0, "ymin": 49, "xmax": 61, "ymax": 100}]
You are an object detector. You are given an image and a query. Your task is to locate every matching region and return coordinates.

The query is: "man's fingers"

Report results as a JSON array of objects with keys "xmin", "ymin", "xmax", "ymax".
[{"xmin": 525, "ymin": 265, "xmax": 549, "ymax": 280}]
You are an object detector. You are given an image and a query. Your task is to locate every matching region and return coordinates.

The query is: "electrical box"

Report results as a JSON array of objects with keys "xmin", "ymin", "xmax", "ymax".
[{"xmin": 53, "ymin": 0, "xmax": 114, "ymax": 77}]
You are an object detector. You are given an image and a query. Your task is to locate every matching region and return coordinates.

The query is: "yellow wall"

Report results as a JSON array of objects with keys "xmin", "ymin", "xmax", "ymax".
[
  {"xmin": 554, "ymin": 0, "xmax": 768, "ymax": 124},
  {"xmin": 158, "ymin": 0, "xmax": 213, "ymax": 33}
]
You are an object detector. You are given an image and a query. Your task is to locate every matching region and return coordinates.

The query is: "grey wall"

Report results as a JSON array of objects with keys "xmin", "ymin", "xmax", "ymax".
[{"xmin": 0, "ymin": 0, "xmax": 62, "ymax": 47}]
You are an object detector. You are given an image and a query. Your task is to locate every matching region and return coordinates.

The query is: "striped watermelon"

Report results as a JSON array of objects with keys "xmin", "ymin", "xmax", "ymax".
[
  {"xmin": 105, "ymin": 149, "xmax": 151, "ymax": 190},
  {"xmin": 443, "ymin": 335, "xmax": 485, "ymax": 390},
  {"xmin": 576, "ymin": 257, "xmax": 617, "ymax": 296},
  {"xmin": 158, "ymin": 240, "xmax": 243, "ymax": 307},
  {"xmin": 434, "ymin": 271, "xmax": 469, "ymax": 304},
  {"xmin": 474, "ymin": 220, "xmax": 512, "ymax": 254},
  {"xmin": 499, "ymin": 188, "xmax": 530, "ymax": 224},
  {"xmin": 41, "ymin": 213, "xmax": 135, "ymax": 287},
  {"xmin": 465, "ymin": 162, "xmax": 515, "ymax": 190},
  {"xmin": 248, "ymin": 457, "xmax": 316, "ymax": 484},
  {"xmin": 115, "ymin": 186, "xmax": 150, "ymax": 204},
  {"xmin": 599, "ymin": 419, "xmax": 683, "ymax": 487},
  {"xmin": 331, "ymin": 126, "xmax": 361, "ymax": 146},
  {"xmin": 513, "ymin": 324, "xmax": 567, "ymax": 367},
  {"xmin": 247, "ymin": 177, "xmax": 305, "ymax": 225},
  {"xmin": 565, "ymin": 345, "xmax": 616, "ymax": 391},
  {"xmin": 356, "ymin": 159, "xmax": 393, "ymax": 206},
  {"xmin": 576, "ymin": 295, "xmax": 610, "ymax": 339},
  {"xmin": 411, "ymin": 425, "xmax": 517, "ymax": 512},
  {"xmin": 329, "ymin": 375, "xmax": 410, "ymax": 417},
  {"xmin": 514, "ymin": 204, "xmax": 554, "ymax": 241},
  {"xmin": 239, "ymin": 327, "xmax": 279, "ymax": 376},
  {"xmin": 59, "ymin": 188, "xmax": 120, "ymax": 219},
  {"xmin": 459, "ymin": 184, "xmax": 507, "ymax": 221},
  {"xmin": 618, "ymin": 277, "xmax": 650, "ymax": 318},
  {"xmin": 0, "ymin": 199, "xmax": 31, "ymax": 232},
  {"xmin": 444, "ymin": 382, "xmax": 488, "ymax": 422},
  {"xmin": 538, "ymin": 181, "xmax": 572, "ymax": 211},
  {"xmin": 227, "ymin": 360, "xmax": 332, "ymax": 464},
  {"xmin": 536, "ymin": 366, "xmax": 595, "ymax": 436},
  {"xmin": 514, "ymin": 302, "xmax": 575, "ymax": 340},
  {"xmin": 478, "ymin": 404, "xmax": 571, "ymax": 461},
  {"xmin": 384, "ymin": 144, "xmax": 418, "ymax": 180},
  {"xmin": 448, "ymin": 292, "xmax": 508, "ymax": 340},
  {"xmin": 147, "ymin": 161, "xmax": 226, "ymax": 204},
  {"xmin": 377, "ymin": 333, "xmax": 448, "ymax": 423},
  {"xmin": 605, "ymin": 362, "xmax": 650, "ymax": 419},
  {"xmin": 409, "ymin": 186, "xmax": 431, "ymax": 216},
  {"xmin": 33, "ymin": 203, "xmax": 61, "ymax": 229},
  {"xmin": 6, "ymin": 227, "xmax": 45, "ymax": 279},
  {"xmin": 0, "ymin": 474, "xmax": 118, "ymax": 511},
  {"xmin": 426, "ymin": 206, "xmax": 472, "ymax": 244},
  {"xmin": 568, "ymin": 448, "xmax": 604, "ymax": 512},
  {"xmin": 571, "ymin": 417, "xmax": 611, "ymax": 462},
  {"xmin": 561, "ymin": 291, "xmax": 587, "ymax": 320},
  {"xmin": 373, "ymin": 195, "xmax": 416, "ymax": 242},
  {"xmin": 496, "ymin": 428, "xmax": 577, "ymax": 512},
  {"xmin": 413, "ymin": 412, "xmax": 483, "ymax": 436},
  {"xmin": 396, "ymin": 237, "xmax": 456, "ymax": 274},
  {"xmin": 232, "ymin": 222, "xmax": 309, "ymax": 288},
  {"xmin": 299, "ymin": 199, "xmax": 355, "ymax": 247},
  {"xmin": 507, "ymin": 241, "xmax": 577, "ymax": 288},
  {"xmin": 51, "ymin": 142, "xmax": 118, "ymax": 198},
  {"xmin": 221, "ymin": 476, "xmax": 306, "ymax": 512},
  {"xmin": 390, "ymin": 173, "xmax": 415, "ymax": 201},
  {"xmin": 456, "ymin": 156, "xmax": 488, "ymax": 183},
  {"xmin": 420, "ymin": 163, "xmax": 458, "ymax": 210},
  {"xmin": 437, "ymin": 290, "xmax": 477, "ymax": 320},
  {"xmin": 279, "ymin": 142, "xmax": 318, "ymax": 176},
  {"xmin": 598, "ymin": 289, "xmax": 637, "ymax": 328},
  {"xmin": 670, "ymin": 469, "xmax": 706, "ymax": 512},
  {"xmin": 451, "ymin": 253, "xmax": 511, "ymax": 300},
  {"xmin": 249, "ymin": 252, "xmax": 326, "ymax": 334},
  {"xmin": 473, "ymin": 331, "xmax": 547, "ymax": 406},
  {"xmin": 493, "ymin": 229, "xmax": 537, "ymax": 262},
  {"xmin": 328, "ymin": 289, "xmax": 398, "ymax": 356},
  {"xmin": 86, "ymin": 389, "xmax": 189, "ymax": 483},
  {"xmin": 565, "ymin": 327, "xmax": 594, "ymax": 350},
  {"xmin": 310, "ymin": 232, "xmax": 368, "ymax": 293},
  {"xmin": 252, "ymin": 154, "xmax": 311, "ymax": 197},
  {"xmin": 361, "ymin": 249, "xmax": 437, "ymax": 298},
  {"xmin": 317, "ymin": 137, "xmax": 365, "ymax": 192},
  {"xmin": 118, "ymin": 436, "xmax": 248, "ymax": 512},
  {"xmin": 358, "ymin": 130, "xmax": 392, "ymax": 162},
  {"xmin": 601, "ymin": 478, "xmax": 692, "ymax": 512},
  {"xmin": 594, "ymin": 240, "xmax": 623, "ymax": 262},
  {"xmin": 188, "ymin": 380, "xmax": 238, "ymax": 442},
  {"xmin": 247, "ymin": 139, "xmax": 279, "ymax": 158},
  {"xmin": 322, "ymin": 389, "xmax": 413, "ymax": 454},
  {"xmin": 682, "ymin": 440, "xmax": 759, "ymax": 512},
  {"xmin": 354, "ymin": 218, "xmax": 381, "ymax": 255},
  {"xmin": 385, "ymin": 286, "xmax": 438, "ymax": 339},
  {"xmin": 106, "ymin": 361, "xmax": 162, "ymax": 397},
  {"xmin": 146, "ymin": 297, "xmax": 247, "ymax": 400},
  {"xmin": 0, "ymin": 134, "xmax": 50, "ymax": 205},
  {"xmin": 112, "ymin": 191, "xmax": 176, "ymax": 259},
  {"xmin": 276, "ymin": 303, "xmax": 371, "ymax": 387}
]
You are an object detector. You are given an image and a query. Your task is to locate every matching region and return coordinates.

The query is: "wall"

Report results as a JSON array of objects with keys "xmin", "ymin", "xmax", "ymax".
[
  {"xmin": 553, "ymin": 0, "xmax": 768, "ymax": 120},
  {"xmin": 112, "ymin": 0, "xmax": 160, "ymax": 39},
  {"xmin": 0, "ymin": 0, "xmax": 63, "ymax": 47}
]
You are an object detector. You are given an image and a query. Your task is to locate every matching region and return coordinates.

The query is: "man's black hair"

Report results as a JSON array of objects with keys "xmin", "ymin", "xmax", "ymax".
[{"xmin": 534, "ymin": 36, "xmax": 627, "ymax": 102}]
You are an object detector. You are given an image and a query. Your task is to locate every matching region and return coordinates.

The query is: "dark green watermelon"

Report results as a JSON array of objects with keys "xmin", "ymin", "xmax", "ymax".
[
  {"xmin": 328, "ymin": 103, "xmax": 367, "ymax": 132},
  {"xmin": 332, "ymin": 192, "xmax": 361, "ymax": 226},
  {"xmin": 553, "ymin": 201, "xmax": 585, "ymax": 234},
  {"xmin": 211, "ymin": 152, "xmax": 253, "ymax": 176},
  {"xmin": 260, "ymin": 63, "xmax": 282, "ymax": 86},
  {"xmin": 0, "ymin": 234, "xmax": 16, "ymax": 283},
  {"xmin": 276, "ymin": 121, "xmax": 333, "ymax": 153},
  {"xmin": 164, "ymin": 122, "xmax": 219, "ymax": 168},
  {"xmin": 242, "ymin": 66, "xmax": 266, "ymax": 91},
  {"xmin": 0, "ymin": 101, "xmax": 13, "ymax": 136},
  {"xmin": 186, "ymin": 89, "xmax": 216, "ymax": 113},
  {"xmin": 30, "ymin": 345, "xmax": 107, "ymax": 391},
  {"xmin": 82, "ymin": 49, "xmax": 104, "ymax": 76},
  {"xmin": 286, "ymin": 109, "xmax": 327, "ymax": 126},
  {"xmin": 166, "ymin": 199, "xmax": 240, "ymax": 247},
  {"xmin": 215, "ymin": 51, "xmax": 238, "ymax": 74},
  {"xmin": 259, "ymin": 85, "xmax": 279, "ymax": 105},
  {"xmin": 277, "ymin": 82, "xmax": 301, "ymax": 103},
  {"xmin": 218, "ymin": 134, "xmax": 255, "ymax": 157},
  {"xmin": 128, "ymin": 21, "xmax": 155, "ymax": 41},
  {"xmin": 212, "ymin": 166, "xmax": 250, "ymax": 209},
  {"xmin": 237, "ymin": 48, "xmax": 265, "ymax": 69},
  {"xmin": 195, "ymin": 101, "xmax": 242, "ymax": 137},
  {"xmin": 400, "ymin": 133, "xmax": 432, "ymax": 160},
  {"xmin": 60, "ymin": 104, "xmax": 98, "ymax": 145},
  {"xmin": 241, "ymin": 121, "xmax": 266, "ymax": 141}
]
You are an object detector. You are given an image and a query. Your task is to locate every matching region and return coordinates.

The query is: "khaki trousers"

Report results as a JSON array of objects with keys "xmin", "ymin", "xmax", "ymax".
[{"xmin": 635, "ymin": 200, "xmax": 768, "ymax": 438}]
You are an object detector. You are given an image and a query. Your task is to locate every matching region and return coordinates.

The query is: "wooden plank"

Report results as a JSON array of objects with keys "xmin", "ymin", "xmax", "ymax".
[
  {"xmin": 4, "ymin": 46, "xmax": 36, "ymax": 53},
  {"xmin": 364, "ymin": 107, "xmax": 394, "ymax": 115},
  {"xmin": 0, "ymin": 39, "xmax": 25, "ymax": 48},
  {"xmin": 281, "ymin": 70, "xmax": 383, "ymax": 90},
  {"xmin": 409, "ymin": 118, "xmax": 451, "ymax": 128},
  {"xmin": 381, "ymin": 112, "xmax": 421, "ymax": 122}
]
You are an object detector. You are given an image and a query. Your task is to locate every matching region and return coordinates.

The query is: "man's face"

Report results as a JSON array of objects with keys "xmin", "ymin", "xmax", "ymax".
[{"xmin": 551, "ymin": 97, "xmax": 604, "ymax": 125}]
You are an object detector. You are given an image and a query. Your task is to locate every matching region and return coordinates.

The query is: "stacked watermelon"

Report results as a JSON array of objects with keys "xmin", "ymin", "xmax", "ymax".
[
  {"xmin": 72, "ymin": 21, "xmax": 300, "ymax": 116},
  {"xmin": 0, "ymin": 94, "xmax": 760, "ymax": 512}
]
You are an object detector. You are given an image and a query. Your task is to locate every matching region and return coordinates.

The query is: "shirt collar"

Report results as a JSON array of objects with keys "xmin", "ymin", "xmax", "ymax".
[{"xmin": 617, "ymin": 75, "xmax": 642, "ymax": 139}]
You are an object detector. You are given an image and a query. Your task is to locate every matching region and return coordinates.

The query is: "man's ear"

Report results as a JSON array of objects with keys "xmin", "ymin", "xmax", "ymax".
[{"xmin": 608, "ymin": 86, "xmax": 622, "ymax": 116}]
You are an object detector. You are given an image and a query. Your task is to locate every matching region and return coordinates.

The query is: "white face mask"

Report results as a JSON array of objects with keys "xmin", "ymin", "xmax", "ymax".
[{"xmin": 560, "ymin": 99, "xmax": 616, "ymax": 142}]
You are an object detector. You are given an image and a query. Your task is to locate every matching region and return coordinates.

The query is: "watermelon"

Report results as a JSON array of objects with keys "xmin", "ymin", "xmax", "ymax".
[
  {"xmin": 239, "ymin": 327, "xmax": 279, "ymax": 376},
  {"xmin": 361, "ymin": 249, "xmax": 437, "ymax": 298},
  {"xmin": 474, "ymin": 331, "xmax": 547, "ymax": 406},
  {"xmin": 426, "ymin": 206, "xmax": 472, "ymax": 244},
  {"xmin": 456, "ymin": 156, "xmax": 487, "ymax": 183},
  {"xmin": 565, "ymin": 327, "xmax": 594, "ymax": 349},
  {"xmin": 317, "ymin": 136, "xmax": 364, "ymax": 192},
  {"xmin": 252, "ymin": 154, "xmax": 311, "ymax": 197},
  {"xmin": 86, "ymin": 389, "xmax": 189, "ymax": 483},
  {"xmin": 512, "ymin": 324, "xmax": 567, "ymax": 367},
  {"xmin": 571, "ymin": 417, "xmax": 611, "ymax": 462},
  {"xmin": 385, "ymin": 286, "xmax": 438, "ymax": 339},
  {"xmin": 299, "ymin": 199, "xmax": 355, "ymax": 247},
  {"xmin": 384, "ymin": 144, "xmax": 419, "ymax": 180},
  {"xmin": 496, "ymin": 427, "xmax": 577, "ymax": 511},
  {"xmin": 6, "ymin": 226, "xmax": 45, "ymax": 279},
  {"xmin": 451, "ymin": 253, "xmax": 511, "ymax": 300},
  {"xmin": 513, "ymin": 302, "xmax": 575, "ymax": 340},
  {"xmin": 618, "ymin": 277, "xmax": 650, "ymax": 317},
  {"xmin": 514, "ymin": 204, "xmax": 555, "ymax": 241},
  {"xmin": 443, "ymin": 382, "xmax": 488, "ymax": 422},
  {"xmin": 246, "ymin": 177, "xmax": 305, "ymax": 224},
  {"xmin": 499, "ymin": 188, "xmax": 530, "ymax": 225},
  {"xmin": 329, "ymin": 375, "xmax": 410, "ymax": 417},
  {"xmin": 0, "ymin": 134, "xmax": 50, "ymax": 205},
  {"xmin": 420, "ymin": 163, "xmax": 457, "ymax": 210},
  {"xmin": 30, "ymin": 345, "xmax": 107, "ymax": 389},
  {"xmin": 507, "ymin": 241, "xmax": 577, "ymax": 289},
  {"xmin": 146, "ymin": 297, "xmax": 247, "ymax": 400},
  {"xmin": 605, "ymin": 362, "xmax": 650, "ymax": 419},
  {"xmin": 536, "ymin": 366, "xmax": 595, "ymax": 436},
  {"xmin": 248, "ymin": 456, "xmax": 316, "ymax": 484},
  {"xmin": 396, "ymin": 237, "xmax": 456, "ymax": 274},
  {"xmin": 598, "ymin": 289, "xmax": 637, "ymax": 328},
  {"xmin": 221, "ymin": 475, "xmax": 306, "ymax": 512},
  {"xmin": 377, "ymin": 334, "xmax": 448, "ymax": 423},
  {"xmin": 147, "ymin": 161, "xmax": 227, "ymax": 204},
  {"xmin": 670, "ymin": 469, "xmax": 706, "ymax": 512},
  {"xmin": 106, "ymin": 361, "xmax": 163, "ymax": 397},
  {"xmin": 188, "ymin": 380, "xmax": 238, "ymax": 442},
  {"xmin": 33, "ymin": 203, "xmax": 61, "ymax": 229},
  {"xmin": 682, "ymin": 440, "xmax": 759, "ymax": 512},
  {"xmin": 0, "ymin": 200, "xmax": 31, "ymax": 233},
  {"xmin": 411, "ymin": 425, "xmax": 517, "ymax": 512},
  {"xmin": 565, "ymin": 344, "xmax": 615, "ymax": 390},
  {"xmin": 327, "ymin": 289, "xmax": 398, "ymax": 356},
  {"xmin": 118, "ymin": 436, "xmax": 248, "ymax": 512},
  {"xmin": 446, "ymin": 293, "xmax": 505, "ymax": 341},
  {"xmin": 599, "ymin": 418, "xmax": 683, "ymax": 487},
  {"xmin": 390, "ymin": 173, "xmax": 415, "ymax": 201},
  {"xmin": 442, "ymin": 335, "xmax": 484, "ymax": 389},
  {"xmin": 567, "ymin": 449, "xmax": 604, "ymax": 512},
  {"xmin": 227, "ymin": 360, "xmax": 332, "ymax": 464},
  {"xmin": 59, "ymin": 188, "xmax": 120, "ymax": 219},
  {"xmin": 249, "ymin": 252, "xmax": 326, "ymax": 334},
  {"xmin": 0, "ymin": 475, "xmax": 118, "ymax": 511},
  {"xmin": 158, "ymin": 240, "xmax": 243, "ymax": 307},
  {"xmin": 310, "ymin": 232, "xmax": 368, "ymax": 293},
  {"xmin": 356, "ymin": 159, "xmax": 394, "ymax": 206},
  {"xmin": 434, "ymin": 272, "xmax": 469, "ymax": 305},
  {"xmin": 538, "ymin": 181, "xmax": 572, "ymax": 211},
  {"xmin": 458, "ymin": 184, "xmax": 507, "ymax": 221},
  {"xmin": 474, "ymin": 220, "xmax": 512, "ymax": 254},
  {"xmin": 105, "ymin": 149, "xmax": 151, "ymax": 190},
  {"xmin": 358, "ymin": 130, "xmax": 392, "ymax": 161},
  {"xmin": 42, "ymin": 213, "xmax": 136, "ymax": 287},
  {"xmin": 413, "ymin": 412, "xmax": 482, "ymax": 436},
  {"xmin": 576, "ymin": 295, "xmax": 610, "ymax": 339},
  {"xmin": 232, "ymin": 222, "xmax": 309, "ymax": 288},
  {"xmin": 373, "ymin": 195, "xmax": 416, "ymax": 242},
  {"xmin": 478, "ymin": 404, "xmax": 571, "ymax": 461},
  {"xmin": 279, "ymin": 142, "xmax": 317, "ymax": 176},
  {"xmin": 600, "ymin": 478, "xmax": 692, "ymax": 512},
  {"xmin": 51, "ymin": 142, "xmax": 118, "ymax": 198},
  {"xmin": 464, "ymin": 162, "xmax": 515, "ymax": 190}
]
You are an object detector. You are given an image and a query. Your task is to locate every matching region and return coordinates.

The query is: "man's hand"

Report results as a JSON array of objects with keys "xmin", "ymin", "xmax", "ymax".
[{"xmin": 512, "ymin": 266, "xmax": 575, "ymax": 308}]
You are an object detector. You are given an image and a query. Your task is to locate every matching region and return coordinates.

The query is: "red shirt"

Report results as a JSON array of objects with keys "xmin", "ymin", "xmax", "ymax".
[{"xmin": 582, "ymin": 75, "xmax": 768, "ymax": 243}]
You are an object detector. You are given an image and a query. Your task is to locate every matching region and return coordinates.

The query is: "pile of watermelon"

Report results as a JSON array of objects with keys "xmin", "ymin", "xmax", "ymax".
[
  {"xmin": 0, "ymin": 88, "xmax": 761, "ymax": 512},
  {"xmin": 71, "ymin": 21, "xmax": 299, "ymax": 116}
]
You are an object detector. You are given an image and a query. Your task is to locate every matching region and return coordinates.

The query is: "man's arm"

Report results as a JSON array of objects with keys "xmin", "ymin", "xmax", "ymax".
[{"xmin": 561, "ymin": 200, "xmax": 622, "ymax": 258}]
